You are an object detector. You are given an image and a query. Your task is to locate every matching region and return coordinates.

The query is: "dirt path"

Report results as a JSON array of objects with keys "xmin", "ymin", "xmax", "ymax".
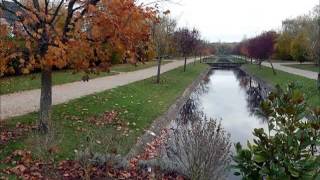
[{"xmin": 0, "ymin": 59, "xmax": 199, "ymax": 120}]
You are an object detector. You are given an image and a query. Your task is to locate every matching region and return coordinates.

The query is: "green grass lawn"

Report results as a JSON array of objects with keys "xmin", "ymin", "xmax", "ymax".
[
  {"xmin": 0, "ymin": 63, "xmax": 208, "ymax": 174},
  {"xmin": 243, "ymin": 64, "xmax": 320, "ymax": 107},
  {"xmin": 0, "ymin": 61, "xmax": 170, "ymax": 95},
  {"xmin": 284, "ymin": 64, "xmax": 320, "ymax": 73}
]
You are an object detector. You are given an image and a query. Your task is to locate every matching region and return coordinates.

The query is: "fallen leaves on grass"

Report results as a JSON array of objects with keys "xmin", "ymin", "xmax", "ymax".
[
  {"xmin": 57, "ymin": 160, "xmax": 84, "ymax": 179},
  {"xmin": 139, "ymin": 129, "xmax": 169, "ymax": 160},
  {"xmin": 1, "ymin": 128, "xmax": 185, "ymax": 179},
  {"xmin": 1, "ymin": 150, "xmax": 46, "ymax": 180},
  {"xmin": 0, "ymin": 123, "xmax": 36, "ymax": 145},
  {"xmin": 88, "ymin": 110, "xmax": 119, "ymax": 126},
  {"xmin": 57, "ymin": 160, "xmax": 184, "ymax": 180},
  {"xmin": 133, "ymin": 128, "xmax": 185, "ymax": 180}
]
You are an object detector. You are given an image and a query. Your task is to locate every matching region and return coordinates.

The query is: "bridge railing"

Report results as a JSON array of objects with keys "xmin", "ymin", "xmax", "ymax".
[{"xmin": 202, "ymin": 56, "xmax": 247, "ymax": 64}]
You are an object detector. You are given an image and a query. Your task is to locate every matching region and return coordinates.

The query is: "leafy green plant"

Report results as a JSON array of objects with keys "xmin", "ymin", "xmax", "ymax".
[{"xmin": 233, "ymin": 83, "xmax": 320, "ymax": 180}]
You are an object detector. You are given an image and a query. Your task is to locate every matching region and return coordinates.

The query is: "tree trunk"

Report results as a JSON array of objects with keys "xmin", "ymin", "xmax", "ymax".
[
  {"xmin": 258, "ymin": 59, "xmax": 262, "ymax": 69},
  {"xmin": 251, "ymin": 57, "xmax": 253, "ymax": 64},
  {"xmin": 39, "ymin": 68, "xmax": 52, "ymax": 133},
  {"xmin": 156, "ymin": 57, "xmax": 162, "ymax": 84},
  {"xmin": 200, "ymin": 54, "xmax": 202, "ymax": 63},
  {"xmin": 268, "ymin": 59, "xmax": 277, "ymax": 75},
  {"xmin": 184, "ymin": 57, "xmax": 187, "ymax": 72},
  {"xmin": 194, "ymin": 55, "xmax": 196, "ymax": 65}
]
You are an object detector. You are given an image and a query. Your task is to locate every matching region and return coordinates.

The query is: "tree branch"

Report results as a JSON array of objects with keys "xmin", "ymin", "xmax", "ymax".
[
  {"xmin": 45, "ymin": 0, "xmax": 49, "ymax": 15},
  {"xmin": 62, "ymin": 0, "xmax": 101, "ymax": 42},
  {"xmin": 49, "ymin": 0, "xmax": 64, "ymax": 24},
  {"xmin": 62, "ymin": 0, "xmax": 77, "ymax": 42},
  {"xmin": 21, "ymin": 22, "xmax": 38, "ymax": 40},
  {"xmin": 32, "ymin": 0, "xmax": 40, "ymax": 11}
]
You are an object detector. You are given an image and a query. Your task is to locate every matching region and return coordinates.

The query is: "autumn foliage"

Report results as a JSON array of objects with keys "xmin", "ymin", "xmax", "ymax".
[
  {"xmin": 0, "ymin": 0, "xmax": 159, "ymax": 132},
  {"xmin": 0, "ymin": 0, "xmax": 157, "ymax": 76},
  {"xmin": 235, "ymin": 31, "xmax": 277, "ymax": 61},
  {"xmin": 235, "ymin": 5, "xmax": 320, "ymax": 64}
]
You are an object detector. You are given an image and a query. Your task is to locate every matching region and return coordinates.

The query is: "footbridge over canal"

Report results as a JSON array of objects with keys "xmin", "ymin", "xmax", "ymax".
[{"xmin": 202, "ymin": 56, "xmax": 246, "ymax": 68}]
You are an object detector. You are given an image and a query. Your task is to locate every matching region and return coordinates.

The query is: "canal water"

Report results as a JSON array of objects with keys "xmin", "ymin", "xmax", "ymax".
[
  {"xmin": 178, "ymin": 69, "xmax": 268, "ymax": 145},
  {"xmin": 193, "ymin": 69, "xmax": 269, "ymax": 145},
  {"xmin": 177, "ymin": 69, "xmax": 270, "ymax": 179}
]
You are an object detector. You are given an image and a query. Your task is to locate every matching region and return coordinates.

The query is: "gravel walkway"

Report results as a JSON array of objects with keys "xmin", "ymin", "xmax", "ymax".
[
  {"xmin": 261, "ymin": 62, "xmax": 318, "ymax": 80},
  {"xmin": 235, "ymin": 55, "xmax": 318, "ymax": 80},
  {"xmin": 0, "ymin": 59, "xmax": 198, "ymax": 120}
]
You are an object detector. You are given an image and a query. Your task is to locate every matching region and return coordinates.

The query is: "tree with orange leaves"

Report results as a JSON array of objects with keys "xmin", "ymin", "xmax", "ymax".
[{"xmin": 0, "ymin": 0, "xmax": 157, "ymax": 133}]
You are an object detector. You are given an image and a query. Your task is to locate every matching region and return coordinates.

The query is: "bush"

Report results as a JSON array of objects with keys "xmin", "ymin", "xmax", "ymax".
[
  {"xmin": 233, "ymin": 83, "xmax": 320, "ymax": 179},
  {"xmin": 159, "ymin": 113, "xmax": 232, "ymax": 180}
]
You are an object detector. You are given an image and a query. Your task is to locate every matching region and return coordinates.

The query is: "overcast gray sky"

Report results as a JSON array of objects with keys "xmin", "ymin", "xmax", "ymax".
[{"xmin": 146, "ymin": 0, "xmax": 319, "ymax": 42}]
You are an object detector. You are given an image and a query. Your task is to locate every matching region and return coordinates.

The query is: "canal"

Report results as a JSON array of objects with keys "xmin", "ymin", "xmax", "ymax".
[
  {"xmin": 173, "ymin": 68, "xmax": 271, "ymax": 179},
  {"xmin": 194, "ymin": 69, "xmax": 269, "ymax": 145}
]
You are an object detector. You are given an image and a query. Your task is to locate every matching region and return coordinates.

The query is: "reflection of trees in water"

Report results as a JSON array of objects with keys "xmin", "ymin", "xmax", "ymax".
[
  {"xmin": 233, "ymin": 69, "xmax": 269, "ymax": 117},
  {"xmin": 179, "ymin": 99, "xmax": 198, "ymax": 124},
  {"xmin": 234, "ymin": 70, "xmax": 250, "ymax": 89},
  {"xmin": 177, "ymin": 70, "xmax": 213, "ymax": 125},
  {"xmin": 178, "ymin": 69, "xmax": 270, "ymax": 125},
  {"xmin": 194, "ymin": 70, "xmax": 212, "ymax": 96},
  {"xmin": 246, "ymin": 83, "xmax": 264, "ymax": 116}
]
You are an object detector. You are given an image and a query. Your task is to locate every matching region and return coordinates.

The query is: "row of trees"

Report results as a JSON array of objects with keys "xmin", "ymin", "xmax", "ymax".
[
  {"xmin": 152, "ymin": 14, "xmax": 214, "ymax": 60},
  {"xmin": 0, "ymin": 0, "xmax": 213, "ymax": 133},
  {"xmin": 0, "ymin": 0, "xmax": 160, "ymax": 133},
  {"xmin": 234, "ymin": 5, "xmax": 320, "ymax": 64},
  {"xmin": 152, "ymin": 14, "xmax": 214, "ymax": 83}
]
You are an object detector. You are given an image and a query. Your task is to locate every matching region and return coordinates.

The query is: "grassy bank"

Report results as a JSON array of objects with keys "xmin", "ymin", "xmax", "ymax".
[
  {"xmin": 0, "ymin": 63, "xmax": 208, "ymax": 173},
  {"xmin": 284, "ymin": 64, "xmax": 319, "ymax": 73},
  {"xmin": 243, "ymin": 64, "xmax": 320, "ymax": 107},
  {"xmin": 0, "ymin": 61, "xmax": 170, "ymax": 95}
]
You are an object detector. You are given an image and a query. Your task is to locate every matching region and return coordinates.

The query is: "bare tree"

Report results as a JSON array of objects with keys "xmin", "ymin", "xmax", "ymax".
[{"xmin": 152, "ymin": 13, "xmax": 176, "ymax": 83}]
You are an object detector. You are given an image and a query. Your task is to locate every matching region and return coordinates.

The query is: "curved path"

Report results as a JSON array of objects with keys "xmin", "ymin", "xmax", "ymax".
[
  {"xmin": 0, "ymin": 59, "xmax": 199, "ymax": 120},
  {"xmin": 261, "ymin": 62, "xmax": 318, "ymax": 80},
  {"xmin": 235, "ymin": 56, "xmax": 318, "ymax": 80}
]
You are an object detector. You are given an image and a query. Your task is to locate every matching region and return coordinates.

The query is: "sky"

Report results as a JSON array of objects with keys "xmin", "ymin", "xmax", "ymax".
[{"xmin": 143, "ymin": 0, "xmax": 319, "ymax": 42}]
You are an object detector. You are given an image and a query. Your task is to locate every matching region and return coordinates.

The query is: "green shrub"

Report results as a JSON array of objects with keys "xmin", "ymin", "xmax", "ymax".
[{"xmin": 233, "ymin": 83, "xmax": 320, "ymax": 179}]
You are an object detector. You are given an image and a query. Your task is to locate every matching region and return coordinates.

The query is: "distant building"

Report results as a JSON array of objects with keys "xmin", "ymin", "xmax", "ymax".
[
  {"xmin": 0, "ymin": 1, "xmax": 21, "ymax": 25},
  {"xmin": 0, "ymin": 1, "xmax": 26, "ymax": 36}
]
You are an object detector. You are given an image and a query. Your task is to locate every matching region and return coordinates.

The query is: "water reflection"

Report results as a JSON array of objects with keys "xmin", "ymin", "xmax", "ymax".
[
  {"xmin": 173, "ymin": 69, "xmax": 270, "ymax": 179},
  {"xmin": 234, "ymin": 70, "xmax": 269, "ymax": 118},
  {"xmin": 180, "ymin": 69, "xmax": 269, "ymax": 146}
]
